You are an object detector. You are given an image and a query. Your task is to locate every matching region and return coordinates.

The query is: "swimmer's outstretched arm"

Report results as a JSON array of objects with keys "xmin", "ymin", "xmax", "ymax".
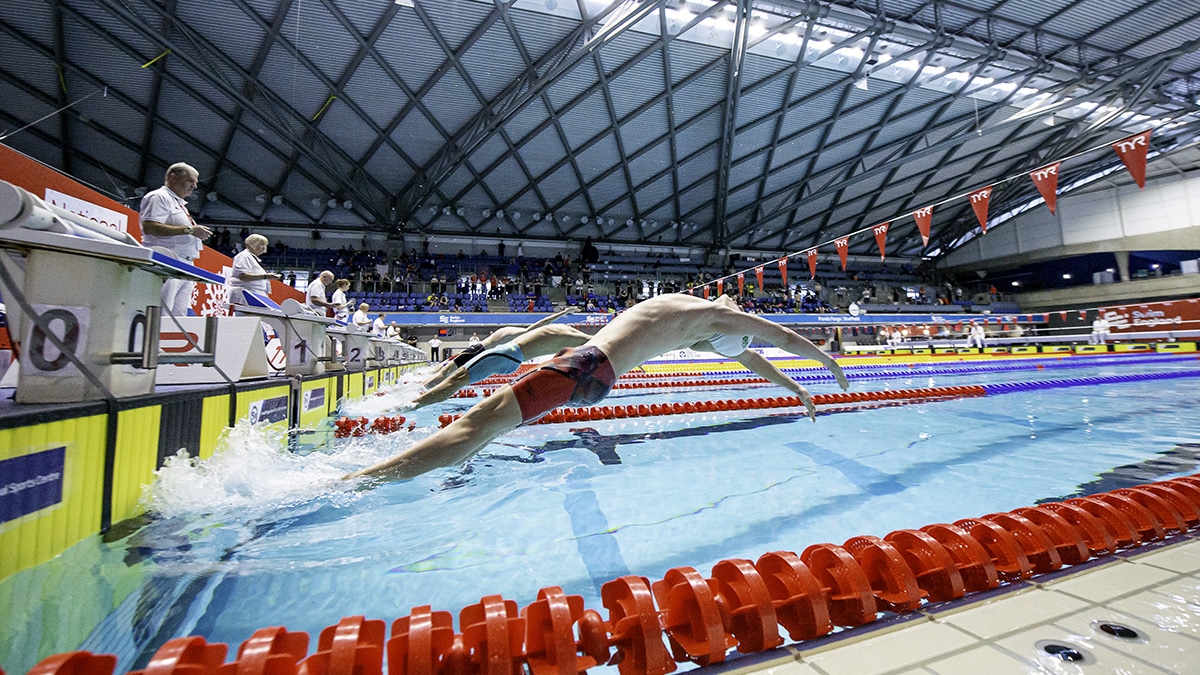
[
  {"xmin": 732, "ymin": 350, "xmax": 821, "ymax": 422},
  {"xmin": 411, "ymin": 368, "xmax": 470, "ymax": 408},
  {"xmin": 345, "ymin": 386, "xmax": 524, "ymax": 481},
  {"xmin": 527, "ymin": 306, "xmax": 580, "ymax": 330}
]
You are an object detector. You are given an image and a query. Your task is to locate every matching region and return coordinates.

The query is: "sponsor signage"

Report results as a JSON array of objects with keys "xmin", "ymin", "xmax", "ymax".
[
  {"xmin": 303, "ymin": 387, "xmax": 326, "ymax": 411},
  {"xmin": 1101, "ymin": 299, "xmax": 1200, "ymax": 333},
  {"xmin": 44, "ymin": 189, "xmax": 129, "ymax": 233},
  {"xmin": 248, "ymin": 395, "xmax": 289, "ymax": 425},
  {"xmin": 0, "ymin": 447, "xmax": 66, "ymax": 524}
]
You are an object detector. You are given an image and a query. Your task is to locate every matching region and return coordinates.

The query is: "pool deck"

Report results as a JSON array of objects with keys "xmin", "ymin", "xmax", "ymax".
[{"xmin": 715, "ymin": 535, "xmax": 1200, "ymax": 674}]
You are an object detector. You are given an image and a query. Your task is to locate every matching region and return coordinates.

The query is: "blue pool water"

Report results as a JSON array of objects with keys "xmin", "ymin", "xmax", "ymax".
[{"xmin": 4, "ymin": 355, "xmax": 1200, "ymax": 673}]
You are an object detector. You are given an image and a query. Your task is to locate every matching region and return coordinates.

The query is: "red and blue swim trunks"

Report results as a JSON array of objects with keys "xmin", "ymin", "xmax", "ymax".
[{"xmin": 510, "ymin": 346, "xmax": 616, "ymax": 423}]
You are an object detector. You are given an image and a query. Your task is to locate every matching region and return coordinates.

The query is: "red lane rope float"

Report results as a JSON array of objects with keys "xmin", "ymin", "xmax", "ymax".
[
  {"xmin": 26, "ymin": 474, "xmax": 1200, "ymax": 675},
  {"xmin": 436, "ymin": 386, "xmax": 988, "ymax": 428}
]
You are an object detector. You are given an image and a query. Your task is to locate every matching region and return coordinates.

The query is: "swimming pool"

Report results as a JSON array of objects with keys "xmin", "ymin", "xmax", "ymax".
[{"xmin": 4, "ymin": 354, "xmax": 1200, "ymax": 673}]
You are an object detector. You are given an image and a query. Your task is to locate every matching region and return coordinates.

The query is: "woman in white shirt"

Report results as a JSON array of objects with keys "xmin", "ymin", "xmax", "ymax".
[{"xmin": 331, "ymin": 279, "xmax": 352, "ymax": 322}]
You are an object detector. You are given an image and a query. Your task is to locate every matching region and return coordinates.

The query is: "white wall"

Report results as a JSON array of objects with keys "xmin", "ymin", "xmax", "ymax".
[{"xmin": 941, "ymin": 170, "xmax": 1200, "ymax": 269}]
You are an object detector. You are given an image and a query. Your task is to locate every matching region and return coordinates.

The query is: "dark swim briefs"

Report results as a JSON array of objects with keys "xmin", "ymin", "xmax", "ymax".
[
  {"xmin": 510, "ymin": 346, "xmax": 616, "ymax": 423},
  {"xmin": 450, "ymin": 342, "xmax": 485, "ymax": 367}
]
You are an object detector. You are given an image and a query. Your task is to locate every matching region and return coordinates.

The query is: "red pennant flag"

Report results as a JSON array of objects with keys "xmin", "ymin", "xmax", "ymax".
[
  {"xmin": 687, "ymin": 287, "xmax": 694, "ymax": 296},
  {"xmin": 873, "ymin": 222, "xmax": 890, "ymax": 261},
  {"xmin": 835, "ymin": 237, "xmax": 849, "ymax": 271},
  {"xmin": 755, "ymin": 265, "xmax": 763, "ymax": 291},
  {"xmin": 1079, "ymin": 310, "xmax": 1087, "ymax": 320},
  {"xmin": 737, "ymin": 272, "xmax": 744, "ymax": 296},
  {"xmin": 1029, "ymin": 162, "xmax": 1062, "ymax": 214},
  {"xmin": 1059, "ymin": 311, "xmax": 1067, "ymax": 320},
  {"xmin": 912, "ymin": 206, "xmax": 932, "ymax": 247},
  {"xmin": 968, "ymin": 186, "xmax": 992, "ymax": 233},
  {"xmin": 1112, "ymin": 130, "xmax": 1152, "ymax": 189},
  {"xmin": 703, "ymin": 285, "xmax": 710, "ymax": 300},
  {"xmin": 716, "ymin": 279, "xmax": 724, "ymax": 296},
  {"xmin": 778, "ymin": 258, "xmax": 788, "ymax": 286}
]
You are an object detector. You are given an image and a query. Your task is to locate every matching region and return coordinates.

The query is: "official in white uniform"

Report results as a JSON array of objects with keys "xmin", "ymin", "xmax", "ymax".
[
  {"xmin": 139, "ymin": 163, "xmax": 212, "ymax": 315},
  {"xmin": 228, "ymin": 234, "xmax": 279, "ymax": 306}
]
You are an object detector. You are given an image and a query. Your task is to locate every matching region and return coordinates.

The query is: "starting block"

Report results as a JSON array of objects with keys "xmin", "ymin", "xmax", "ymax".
[
  {"xmin": 0, "ymin": 181, "xmax": 221, "ymax": 402},
  {"xmin": 233, "ymin": 294, "xmax": 336, "ymax": 376}
]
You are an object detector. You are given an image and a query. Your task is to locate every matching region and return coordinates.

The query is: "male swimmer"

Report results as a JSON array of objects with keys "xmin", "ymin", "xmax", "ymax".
[{"xmin": 348, "ymin": 293, "xmax": 848, "ymax": 481}]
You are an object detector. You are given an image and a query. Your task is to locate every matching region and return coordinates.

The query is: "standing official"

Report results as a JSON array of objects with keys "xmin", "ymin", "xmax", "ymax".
[{"xmin": 139, "ymin": 163, "xmax": 212, "ymax": 315}]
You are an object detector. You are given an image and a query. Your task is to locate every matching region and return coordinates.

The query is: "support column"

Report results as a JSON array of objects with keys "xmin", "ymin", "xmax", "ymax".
[{"xmin": 1114, "ymin": 250, "xmax": 1130, "ymax": 282}]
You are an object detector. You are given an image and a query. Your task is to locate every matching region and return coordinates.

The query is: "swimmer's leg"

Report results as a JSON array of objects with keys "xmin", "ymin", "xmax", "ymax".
[{"xmin": 346, "ymin": 386, "xmax": 524, "ymax": 481}]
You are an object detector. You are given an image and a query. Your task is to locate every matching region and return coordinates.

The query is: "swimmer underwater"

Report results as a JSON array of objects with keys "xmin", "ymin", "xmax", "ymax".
[{"xmin": 347, "ymin": 293, "xmax": 849, "ymax": 482}]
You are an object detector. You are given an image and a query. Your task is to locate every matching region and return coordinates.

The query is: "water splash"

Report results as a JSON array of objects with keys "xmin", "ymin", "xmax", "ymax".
[
  {"xmin": 340, "ymin": 368, "xmax": 433, "ymax": 418},
  {"xmin": 139, "ymin": 420, "xmax": 436, "ymax": 520}
]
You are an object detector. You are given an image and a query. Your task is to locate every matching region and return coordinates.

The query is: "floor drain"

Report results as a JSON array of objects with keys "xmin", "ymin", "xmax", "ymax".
[
  {"xmin": 1035, "ymin": 640, "xmax": 1092, "ymax": 664},
  {"xmin": 1097, "ymin": 622, "xmax": 1142, "ymax": 640}
]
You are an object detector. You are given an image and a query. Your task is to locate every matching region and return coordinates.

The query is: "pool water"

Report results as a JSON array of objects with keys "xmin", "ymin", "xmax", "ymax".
[{"xmin": 4, "ymin": 355, "xmax": 1200, "ymax": 673}]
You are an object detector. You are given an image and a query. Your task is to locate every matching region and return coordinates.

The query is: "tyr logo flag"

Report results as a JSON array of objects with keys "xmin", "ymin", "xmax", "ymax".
[
  {"xmin": 968, "ymin": 186, "xmax": 992, "ymax": 233},
  {"xmin": 1030, "ymin": 162, "xmax": 1061, "ymax": 214},
  {"xmin": 1112, "ymin": 130, "xmax": 1151, "ymax": 189}
]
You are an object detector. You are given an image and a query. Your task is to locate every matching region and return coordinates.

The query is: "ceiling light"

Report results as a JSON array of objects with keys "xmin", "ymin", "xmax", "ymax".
[
  {"xmin": 254, "ymin": 194, "xmax": 266, "ymax": 204},
  {"xmin": 328, "ymin": 198, "xmax": 339, "ymax": 208},
  {"xmin": 1062, "ymin": 273, "xmax": 1072, "ymax": 279},
  {"xmin": 314, "ymin": 198, "xmax": 324, "ymax": 207},
  {"xmin": 272, "ymin": 195, "xmax": 283, "ymax": 205},
  {"xmin": 206, "ymin": 192, "xmax": 218, "ymax": 202},
  {"xmin": 533, "ymin": 212, "xmax": 541, "ymax": 221},
  {"xmin": 343, "ymin": 200, "xmax": 353, "ymax": 210}
]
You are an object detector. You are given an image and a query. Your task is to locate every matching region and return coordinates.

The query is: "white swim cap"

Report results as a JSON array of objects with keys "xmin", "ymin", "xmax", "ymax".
[{"xmin": 708, "ymin": 332, "xmax": 751, "ymax": 357}]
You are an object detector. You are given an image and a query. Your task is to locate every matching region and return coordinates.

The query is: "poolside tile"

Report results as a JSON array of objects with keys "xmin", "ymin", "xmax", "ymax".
[
  {"xmin": 1108, "ymin": 588, "xmax": 1200, "ymax": 639},
  {"xmin": 1128, "ymin": 541, "xmax": 1200, "ymax": 574},
  {"xmin": 924, "ymin": 645, "xmax": 1037, "ymax": 675},
  {"xmin": 799, "ymin": 621, "xmax": 976, "ymax": 675},
  {"xmin": 1149, "ymin": 576, "xmax": 1200, "ymax": 605},
  {"xmin": 993, "ymin": 624, "xmax": 1175, "ymax": 674},
  {"xmin": 1050, "ymin": 606, "xmax": 1200, "ymax": 673},
  {"xmin": 726, "ymin": 655, "xmax": 822, "ymax": 675},
  {"xmin": 936, "ymin": 588, "xmax": 1089, "ymax": 640},
  {"xmin": 1041, "ymin": 559, "xmax": 1176, "ymax": 602}
]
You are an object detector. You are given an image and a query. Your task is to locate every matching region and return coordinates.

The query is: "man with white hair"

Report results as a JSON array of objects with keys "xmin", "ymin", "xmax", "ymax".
[
  {"xmin": 228, "ymin": 233, "xmax": 280, "ymax": 306},
  {"xmin": 305, "ymin": 270, "xmax": 347, "ymax": 315},
  {"xmin": 139, "ymin": 162, "xmax": 213, "ymax": 315}
]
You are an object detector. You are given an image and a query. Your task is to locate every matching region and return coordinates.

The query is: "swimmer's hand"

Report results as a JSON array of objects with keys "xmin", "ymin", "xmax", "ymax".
[
  {"xmin": 829, "ymin": 361, "xmax": 850, "ymax": 392},
  {"xmin": 797, "ymin": 386, "xmax": 817, "ymax": 422}
]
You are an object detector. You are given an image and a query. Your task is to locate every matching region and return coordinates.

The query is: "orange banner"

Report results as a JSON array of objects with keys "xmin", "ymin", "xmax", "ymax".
[
  {"xmin": 968, "ymin": 186, "xmax": 992, "ymax": 233},
  {"xmin": 806, "ymin": 249, "xmax": 817, "ymax": 279},
  {"xmin": 912, "ymin": 206, "xmax": 932, "ymax": 247},
  {"xmin": 835, "ymin": 237, "xmax": 849, "ymax": 271},
  {"xmin": 872, "ymin": 222, "xmax": 890, "ymax": 261},
  {"xmin": 1112, "ymin": 130, "xmax": 1152, "ymax": 189},
  {"xmin": 1029, "ymin": 162, "xmax": 1061, "ymax": 214}
]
